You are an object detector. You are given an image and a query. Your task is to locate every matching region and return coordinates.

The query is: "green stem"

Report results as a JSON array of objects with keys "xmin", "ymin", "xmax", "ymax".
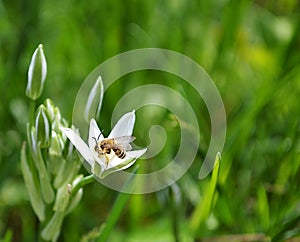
[
  {"xmin": 29, "ymin": 99, "xmax": 36, "ymax": 127},
  {"xmin": 71, "ymin": 174, "xmax": 95, "ymax": 196}
]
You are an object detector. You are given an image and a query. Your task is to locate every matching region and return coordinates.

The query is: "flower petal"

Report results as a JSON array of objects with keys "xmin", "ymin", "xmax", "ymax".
[
  {"xmin": 88, "ymin": 119, "xmax": 104, "ymax": 149},
  {"xmin": 115, "ymin": 158, "xmax": 137, "ymax": 171},
  {"xmin": 108, "ymin": 110, "xmax": 135, "ymax": 138},
  {"xmin": 60, "ymin": 127, "xmax": 94, "ymax": 167},
  {"xmin": 106, "ymin": 156, "xmax": 133, "ymax": 170},
  {"xmin": 100, "ymin": 158, "xmax": 136, "ymax": 178},
  {"xmin": 127, "ymin": 148, "xmax": 147, "ymax": 159}
]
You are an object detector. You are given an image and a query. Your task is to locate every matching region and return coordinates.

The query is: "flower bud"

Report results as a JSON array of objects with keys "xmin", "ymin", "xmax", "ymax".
[
  {"xmin": 62, "ymin": 136, "xmax": 74, "ymax": 159},
  {"xmin": 49, "ymin": 131, "xmax": 64, "ymax": 156},
  {"xmin": 66, "ymin": 175, "xmax": 83, "ymax": 214},
  {"xmin": 53, "ymin": 185, "xmax": 71, "ymax": 212},
  {"xmin": 84, "ymin": 75, "xmax": 103, "ymax": 122},
  {"xmin": 26, "ymin": 44, "xmax": 47, "ymax": 100},
  {"xmin": 28, "ymin": 124, "xmax": 54, "ymax": 204},
  {"xmin": 35, "ymin": 104, "xmax": 51, "ymax": 148},
  {"xmin": 21, "ymin": 142, "xmax": 45, "ymax": 221},
  {"xmin": 44, "ymin": 99, "xmax": 55, "ymax": 122},
  {"xmin": 52, "ymin": 107, "xmax": 63, "ymax": 132},
  {"xmin": 41, "ymin": 211, "xmax": 64, "ymax": 242},
  {"xmin": 53, "ymin": 154, "xmax": 81, "ymax": 189},
  {"xmin": 44, "ymin": 99, "xmax": 67, "ymax": 133}
]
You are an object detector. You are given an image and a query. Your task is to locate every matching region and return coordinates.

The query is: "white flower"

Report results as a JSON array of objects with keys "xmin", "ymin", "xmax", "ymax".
[{"xmin": 60, "ymin": 110, "xmax": 147, "ymax": 178}]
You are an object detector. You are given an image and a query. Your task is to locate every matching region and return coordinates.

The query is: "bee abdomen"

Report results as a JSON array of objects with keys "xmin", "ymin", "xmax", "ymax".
[{"xmin": 114, "ymin": 148, "xmax": 126, "ymax": 159}]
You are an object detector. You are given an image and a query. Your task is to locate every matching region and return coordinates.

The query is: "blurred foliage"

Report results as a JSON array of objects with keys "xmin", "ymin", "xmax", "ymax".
[{"xmin": 0, "ymin": 0, "xmax": 300, "ymax": 241}]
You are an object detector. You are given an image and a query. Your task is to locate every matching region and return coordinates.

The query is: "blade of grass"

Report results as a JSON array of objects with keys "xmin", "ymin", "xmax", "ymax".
[
  {"xmin": 257, "ymin": 185, "xmax": 270, "ymax": 231},
  {"xmin": 170, "ymin": 184, "xmax": 181, "ymax": 242},
  {"xmin": 271, "ymin": 213, "xmax": 300, "ymax": 242},
  {"xmin": 190, "ymin": 152, "xmax": 221, "ymax": 233},
  {"xmin": 1, "ymin": 229, "xmax": 12, "ymax": 242}
]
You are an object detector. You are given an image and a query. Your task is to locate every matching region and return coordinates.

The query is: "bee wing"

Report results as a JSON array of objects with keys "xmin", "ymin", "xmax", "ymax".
[
  {"xmin": 114, "ymin": 136, "xmax": 135, "ymax": 150},
  {"xmin": 120, "ymin": 143, "xmax": 132, "ymax": 150}
]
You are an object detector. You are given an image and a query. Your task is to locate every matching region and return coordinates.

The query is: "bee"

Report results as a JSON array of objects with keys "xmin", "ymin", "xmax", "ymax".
[{"xmin": 92, "ymin": 134, "xmax": 135, "ymax": 165}]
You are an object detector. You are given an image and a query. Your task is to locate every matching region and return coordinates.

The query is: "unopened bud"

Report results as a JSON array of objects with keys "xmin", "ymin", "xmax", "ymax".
[
  {"xmin": 49, "ymin": 131, "xmax": 64, "ymax": 156},
  {"xmin": 26, "ymin": 44, "xmax": 47, "ymax": 100},
  {"xmin": 44, "ymin": 99, "xmax": 55, "ymax": 121},
  {"xmin": 35, "ymin": 104, "xmax": 51, "ymax": 148},
  {"xmin": 84, "ymin": 76, "xmax": 103, "ymax": 122},
  {"xmin": 41, "ymin": 211, "xmax": 64, "ymax": 242}
]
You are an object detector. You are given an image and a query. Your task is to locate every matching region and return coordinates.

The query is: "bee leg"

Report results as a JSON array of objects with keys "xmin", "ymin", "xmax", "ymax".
[
  {"xmin": 104, "ymin": 154, "xmax": 110, "ymax": 167},
  {"xmin": 97, "ymin": 152, "xmax": 104, "ymax": 158}
]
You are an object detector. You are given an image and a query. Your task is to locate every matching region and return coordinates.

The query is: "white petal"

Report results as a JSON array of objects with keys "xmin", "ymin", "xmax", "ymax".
[
  {"xmin": 101, "ymin": 159, "xmax": 137, "ymax": 178},
  {"xmin": 88, "ymin": 119, "xmax": 104, "ymax": 149},
  {"xmin": 108, "ymin": 110, "xmax": 135, "ymax": 138},
  {"xmin": 106, "ymin": 156, "xmax": 133, "ymax": 170},
  {"xmin": 127, "ymin": 148, "xmax": 147, "ymax": 158},
  {"xmin": 60, "ymin": 127, "xmax": 94, "ymax": 167},
  {"xmin": 115, "ymin": 158, "xmax": 137, "ymax": 170}
]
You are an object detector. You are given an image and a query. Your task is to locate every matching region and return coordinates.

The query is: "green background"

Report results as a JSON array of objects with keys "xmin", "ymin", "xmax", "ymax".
[{"xmin": 1, "ymin": 0, "xmax": 300, "ymax": 241}]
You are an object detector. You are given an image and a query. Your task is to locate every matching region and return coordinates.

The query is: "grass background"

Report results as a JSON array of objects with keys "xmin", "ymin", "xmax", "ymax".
[{"xmin": 0, "ymin": 0, "xmax": 300, "ymax": 241}]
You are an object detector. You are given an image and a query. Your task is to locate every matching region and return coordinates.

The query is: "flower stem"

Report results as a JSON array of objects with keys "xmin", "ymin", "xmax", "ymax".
[
  {"xmin": 29, "ymin": 99, "xmax": 36, "ymax": 127},
  {"xmin": 71, "ymin": 174, "xmax": 96, "ymax": 196}
]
